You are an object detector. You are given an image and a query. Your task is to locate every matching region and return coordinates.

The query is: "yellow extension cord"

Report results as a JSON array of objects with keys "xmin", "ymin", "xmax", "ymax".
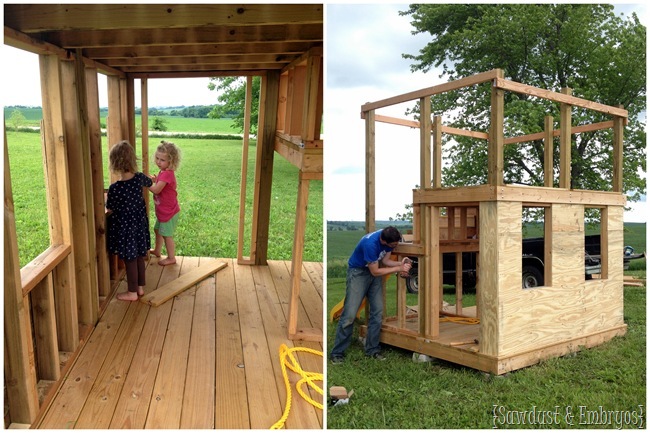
[
  {"xmin": 440, "ymin": 315, "xmax": 480, "ymax": 325},
  {"xmin": 270, "ymin": 344, "xmax": 324, "ymax": 430}
]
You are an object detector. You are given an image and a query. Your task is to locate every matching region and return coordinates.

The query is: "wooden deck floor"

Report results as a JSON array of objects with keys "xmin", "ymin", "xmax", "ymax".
[{"xmin": 33, "ymin": 257, "xmax": 323, "ymax": 429}]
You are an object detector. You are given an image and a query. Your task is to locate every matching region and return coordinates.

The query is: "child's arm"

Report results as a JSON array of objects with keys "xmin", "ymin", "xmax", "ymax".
[{"xmin": 149, "ymin": 180, "xmax": 168, "ymax": 194}]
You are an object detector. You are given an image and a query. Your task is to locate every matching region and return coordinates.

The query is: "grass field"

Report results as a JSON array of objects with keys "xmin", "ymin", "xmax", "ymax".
[
  {"xmin": 326, "ymin": 223, "xmax": 646, "ymax": 429},
  {"xmin": 6, "ymin": 121, "xmax": 323, "ymax": 267}
]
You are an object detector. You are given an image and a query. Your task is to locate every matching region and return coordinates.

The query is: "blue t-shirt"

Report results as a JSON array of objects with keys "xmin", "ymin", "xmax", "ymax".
[{"xmin": 348, "ymin": 230, "xmax": 394, "ymax": 268}]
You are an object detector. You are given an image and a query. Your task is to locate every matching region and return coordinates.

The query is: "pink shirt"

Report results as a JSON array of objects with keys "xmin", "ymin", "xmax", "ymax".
[{"xmin": 153, "ymin": 170, "xmax": 180, "ymax": 222}]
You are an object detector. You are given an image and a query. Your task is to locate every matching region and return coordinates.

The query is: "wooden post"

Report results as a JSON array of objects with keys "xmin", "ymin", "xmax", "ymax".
[
  {"xmin": 302, "ymin": 52, "xmax": 323, "ymax": 141},
  {"xmin": 141, "ymin": 78, "xmax": 150, "ymax": 212},
  {"xmin": 365, "ymin": 109, "xmax": 376, "ymax": 233},
  {"xmin": 107, "ymin": 75, "xmax": 123, "ymax": 184},
  {"xmin": 62, "ymin": 57, "xmax": 98, "ymax": 326},
  {"xmin": 543, "ymin": 115, "xmax": 554, "ymax": 188},
  {"xmin": 252, "ymin": 71, "xmax": 279, "ymax": 265},
  {"xmin": 86, "ymin": 66, "xmax": 111, "ymax": 298},
  {"xmin": 612, "ymin": 110, "xmax": 624, "ymax": 193},
  {"xmin": 559, "ymin": 87, "xmax": 572, "ymax": 189},
  {"xmin": 39, "ymin": 53, "xmax": 79, "ymax": 352},
  {"xmin": 432, "ymin": 115, "xmax": 442, "ymax": 188},
  {"xmin": 126, "ymin": 77, "xmax": 136, "ymax": 145},
  {"xmin": 238, "ymin": 76, "xmax": 255, "ymax": 264},
  {"xmin": 4, "ymin": 134, "xmax": 40, "ymax": 424},
  {"xmin": 420, "ymin": 96, "xmax": 431, "ymax": 188},
  {"xmin": 488, "ymin": 69, "xmax": 504, "ymax": 186}
]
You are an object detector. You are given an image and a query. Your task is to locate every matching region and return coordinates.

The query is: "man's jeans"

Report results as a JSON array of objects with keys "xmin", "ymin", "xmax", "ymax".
[{"xmin": 330, "ymin": 267, "xmax": 384, "ymax": 358}]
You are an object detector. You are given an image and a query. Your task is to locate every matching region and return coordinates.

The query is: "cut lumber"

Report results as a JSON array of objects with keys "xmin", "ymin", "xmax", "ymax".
[{"xmin": 140, "ymin": 261, "xmax": 228, "ymax": 307}]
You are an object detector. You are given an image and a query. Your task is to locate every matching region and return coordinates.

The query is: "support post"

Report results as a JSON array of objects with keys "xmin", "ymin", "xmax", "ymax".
[
  {"xmin": 365, "ymin": 109, "xmax": 376, "ymax": 233},
  {"xmin": 559, "ymin": 87, "xmax": 573, "ymax": 189}
]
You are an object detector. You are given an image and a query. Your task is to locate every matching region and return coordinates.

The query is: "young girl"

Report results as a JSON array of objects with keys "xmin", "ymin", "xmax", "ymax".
[
  {"xmin": 106, "ymin": 140, "xmax": 153, "ymax": 301},
  {"xmin": 149, "ymin": 140, "xmax": 181, "ymax": 266}
]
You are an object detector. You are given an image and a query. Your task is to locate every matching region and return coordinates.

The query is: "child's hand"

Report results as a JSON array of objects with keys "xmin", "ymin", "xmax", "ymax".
[{"xmin": 149, "ymin": 174, "xmax": 157, "ymax": 183}]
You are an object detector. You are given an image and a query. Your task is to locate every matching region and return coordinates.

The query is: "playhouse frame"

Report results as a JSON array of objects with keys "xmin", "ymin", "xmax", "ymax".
[
  {"xmin": 4, "ymin": 5, "xmax": 322, "ymax": 426},
  {"xmin": 361, "ymin": 68, "xmax": 627, "ymax": 375}
]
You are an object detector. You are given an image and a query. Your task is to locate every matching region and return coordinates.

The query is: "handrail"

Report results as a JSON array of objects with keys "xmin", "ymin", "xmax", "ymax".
[{"xmin": 20, "ymin": 243, "xmax": 72, "ymax": 297}]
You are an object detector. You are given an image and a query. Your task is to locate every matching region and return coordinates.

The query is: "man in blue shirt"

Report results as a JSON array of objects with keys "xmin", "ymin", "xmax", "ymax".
[{"xmin": 330, "ymin": 226, "xmax": 412, "ymax": 363}]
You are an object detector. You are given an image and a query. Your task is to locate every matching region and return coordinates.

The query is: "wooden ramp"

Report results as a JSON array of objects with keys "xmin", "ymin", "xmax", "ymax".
[{"xmin": 32, "ymin": 257, "xmax": 323, "ymax": 429}]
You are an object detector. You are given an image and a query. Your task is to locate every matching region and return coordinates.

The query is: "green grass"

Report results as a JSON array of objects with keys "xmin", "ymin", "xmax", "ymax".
[
  {"xmin": 326, "ymin": 226, "xmax": 646, "ymax": 429},
  {"xmin": 6, "ymin": 127, "xmax": 322, "ymax": 267}
]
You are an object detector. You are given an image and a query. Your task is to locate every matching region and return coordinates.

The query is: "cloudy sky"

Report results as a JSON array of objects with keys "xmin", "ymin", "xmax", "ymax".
[
  {"xmin": 2, "ymin": 3, "xmax": 647, "ymax": 222},
  {"xmin": 324, "ymin": 3, "xmax": 648, "ymax": 223}
]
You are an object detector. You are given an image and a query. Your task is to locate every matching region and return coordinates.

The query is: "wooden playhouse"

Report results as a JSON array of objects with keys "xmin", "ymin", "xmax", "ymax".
[
  {"xmin": 4, "ymin": 4, "xmax": 323, "ymax": 429},
  {"xmin": 361, "ymin": 69, "xmax": 628, "ymax": 375}
]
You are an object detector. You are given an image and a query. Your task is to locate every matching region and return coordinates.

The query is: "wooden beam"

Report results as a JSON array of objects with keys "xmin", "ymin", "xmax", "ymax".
[
  {"xmin": 140, "ymin": 261, "xmax": 228, "ymax": 307},
  {"xmin": 31, "ymin": 274, "xmax": 61, "ymax": 381},
  {"xmin": 20, "ymin": 243, "xmax": 72, "ymax": 296},
  {"xmin": 488, "ymin": 69, "xmax": 504, "ymax": 186},
  {"xmin": 39, "ymin": 53, "xmax": 79, "ymax": 352},
  {"xmin": 420, "ymin": 96, "xmax": 431, "ymax": 189},
  {"xmin": 106, "ymin": 75, "xmax": 122, "ymax": 183},
  {"xmin": 432, "ymin": 116, "xmax": 442, "ymax": 188},
  {"xmin": 612, "ymin": 111, "xmax": 625, "ymax": 193},
  {"xmin": 495, "ymin": 77, "xmax": 628, "ymax": 118},
  {"xmin": 252, "ymin": 71, "xmax": 279, "ymax": 265},
  {"xmin": 559, "ymin": 88, "xmax": 572, "ymax": 189},
  {"xmin": 301, "ymin": 52, "xmax": 323, "ymax": 141},
  {"xmin": 4, "ymin": 133, "xmax": 40, "ymax": 424},
  {"xmin": 238, "ymin": 76, "xmax": 254, "ymax": 264},
  {"xmin": 361, "ymin": 69, "xmax": 499, "ymax": 113},
  {"xmin": 365, "ymin": 110, "xmax": 376, "ymax": 233},
  {"xmin": 543, "ymin": 115, "xmax": 554, "ymax": 188}
]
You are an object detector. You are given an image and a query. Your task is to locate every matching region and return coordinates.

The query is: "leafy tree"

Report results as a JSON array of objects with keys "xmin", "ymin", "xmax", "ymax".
[
  {"xmin": 208, "ymin": 76, "xmax": 260, "ymax": 135},
  {"xmin": 151, "ymin": 116, "xmax": 168, "ymax": 131},
  {"xmin": 399, "ymin": 4, "xmax": 646, "ymax": 201},
  {"xmin": 9, "ymin": 109, "xmax": 26, "ymax": 130}
]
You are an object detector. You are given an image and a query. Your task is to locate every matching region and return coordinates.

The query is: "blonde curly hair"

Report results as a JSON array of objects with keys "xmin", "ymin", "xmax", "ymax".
[
  {"xmin": 109, "ymin": 140, "xmax": 139, "ymax": 174},
  {"xmin": 156, "ymin": 140, "xmax": 181, "ymax": 171}
]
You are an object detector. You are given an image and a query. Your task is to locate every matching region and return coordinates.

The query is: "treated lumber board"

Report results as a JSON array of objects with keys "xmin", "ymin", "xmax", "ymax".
[
  {"xmin": 234, "ymin": 262, "xmax": 283, "ymax": 429},
  {"xmin": 252, "ymin": 265, "xmax": 321, "ymax": 429},
  {"xmin": 145, "ymin": 258, "xmax": 199, "ymax": 429},
  {"xmin": 75, "ymin": 298, "xmax": 150, "ymax": 428},
  {"xmin": 180, "ymin": 257, "xmax": 217, "ymax": 429},
  {"xmin": 215, "ymin": 259, "xmax": 250, "ymax": 429},
  {"xmin": 108, "ymin": 262, "xmax": 170, "ymax": 429},
  {"xmin": 20, "ymin": 243, "xmax": 71, "ymax": 295},
  {"xmin": 37, "ymin": 282, "xmax": 131, "ymax": 428},
  {"xmin": 268, "ymin": 261, "xmax": 323, "ymax": 426},
  {"xmin": 140, "ymin": 260, "xmax": 227, "ymax": 307}
]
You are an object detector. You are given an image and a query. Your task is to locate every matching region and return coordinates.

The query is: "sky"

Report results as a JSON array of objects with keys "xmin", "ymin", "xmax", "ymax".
[
  {"xmin": 2, "ymin": 3, "xmax": 648, "ymax": 223},
  {"xmin": 324, "ymin": 3, "xmax": 649, "ymax": 223}
]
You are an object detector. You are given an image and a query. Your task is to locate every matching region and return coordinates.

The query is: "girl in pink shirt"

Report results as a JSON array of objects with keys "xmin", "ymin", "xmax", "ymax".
[{"xmin": 149, "ymin": 140, "xmax": 181, "ymax": 266}]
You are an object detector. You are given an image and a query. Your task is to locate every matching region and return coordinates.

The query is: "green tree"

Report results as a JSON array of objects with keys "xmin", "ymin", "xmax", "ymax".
[
  {"xmin": 400, "ymin": 4, "xmax": 646, "ymax": 201},
  {"xmin": 208, "ymin": 76, "xmax": 260, "ymax": 135},
  {"xmin": 151, "ymin": 116, "xmax": 168, "ymax": 131},
  {"xmin": 9, "ymin": 109, "xmax": 26, "ymax": 131}
]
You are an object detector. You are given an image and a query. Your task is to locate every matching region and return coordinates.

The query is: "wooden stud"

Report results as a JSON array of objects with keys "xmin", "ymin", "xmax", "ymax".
[
  {"xmin": 544, "ymin": 115, "xmax": 554, "ymax": 188},
  {"xmin": 612, "ymin": 111, "xmax": 624, "ymax": 193},
  {"xmin": 432, "ymin": 115, "xmax": 442, "ymax": 188},
  {"xmin": 141, "ymin": 78, "xmax": 150, "ymax": 212},
  {"xmin": 106, "ymin": 75, "xmax": 122, "ymax": 184},
  {"xmin": 365, "ymin": 110, "xmax": 376, "ymax": 233},
  {"xmin": 488, "ymin": 69, "xmax": 504, "ymax": 187},
  {"xmin": 420, "ymin": 96, "xmax": 431, "ymax": 189},
  {"xmin": 559, "ymin": 87, "xmax": 572, "ymax": 189},
  {"xmin": 31, "ymin": 274, "xmax": 61, "ymax": 381},
  {"xmin": 252, "ymin": 71, "xmax": 279, "ymax": 265},
  {"xmin": 4, "ymin": 135, "xmax": 40, "ymax": 423},
  {"xmin": 238, "ymin": 76, "xmax": 254, "ymax": 264}
]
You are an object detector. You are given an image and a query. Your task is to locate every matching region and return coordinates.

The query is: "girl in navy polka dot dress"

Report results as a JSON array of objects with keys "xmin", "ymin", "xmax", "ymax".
[{"xmin": 106, "ymin": 140, "xmax": 153, "ymax": 301}]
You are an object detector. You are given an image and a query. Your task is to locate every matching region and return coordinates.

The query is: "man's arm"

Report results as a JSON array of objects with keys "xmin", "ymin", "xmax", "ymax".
[{"xmin": 368, "ymin": 257, "xmax": 411, "ymax": 277}]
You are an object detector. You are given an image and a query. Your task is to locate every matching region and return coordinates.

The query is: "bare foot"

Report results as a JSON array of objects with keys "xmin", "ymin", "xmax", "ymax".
[
  {"xmin": 149, "ymin": 250, "xmax": 161, "ymax": 258},
  {"xmin": 137, "ymin": 286, "xmax": 145, "ymax": 296},
  {"xmin": 117, "ymin": 291, "xmax": 139, "ymax": 301},
  {"xmin": 158, "ymin": 257, "xmax": 177, "ymax": 266}
]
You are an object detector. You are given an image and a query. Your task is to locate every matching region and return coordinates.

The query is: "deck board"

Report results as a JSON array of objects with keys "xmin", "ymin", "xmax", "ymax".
[{"xmin": 33, "ymin": 258, "xmax": 323, "ymax": 430}]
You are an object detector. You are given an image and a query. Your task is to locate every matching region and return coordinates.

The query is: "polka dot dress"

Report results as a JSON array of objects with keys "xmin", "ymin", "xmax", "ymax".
[{"xmin": 106, "ymin": 172, "xmax": 153, "ymax": 261}]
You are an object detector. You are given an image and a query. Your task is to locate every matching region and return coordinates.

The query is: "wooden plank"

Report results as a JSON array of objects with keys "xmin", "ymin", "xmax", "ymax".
[
  {"xmin": 237, "ymin": 76, "xmax": 253, "ymax": 263},
  {"xmin": 559, "ymin": 87, "xmax": 572, "ymax": 189},
  {"xmin": 234, "ymin": 262, "xmax": 283, "ymax": 429},
  {"xmin": 495, "ymin": 77, "xmax": 628, "ymax": 118},
  {"xmin": 181, "ymin": 257, "xmax": 217, "ymax": 429},
  {"xmin": 488, "ymin": 69, "xmax": 504, "ymax": 186},
  {"xmin": 420, "ymin": 96, "xmax": 431, "ymax": 190},
  {"xmin": 612, "ymin": 113, "xmax": 624, "ymax": 192},
  {"xmin": 288, "ymin": 174, "xmax": 310, "ymax": 338},
  {"xmin": 74, "ymin": 294, "xmax": 151, "ymax": 428},
  {"xmin": 20, "ymin": 243, "xmax": 71, "ymax": 296},
  {"xmin": 37, "ymin": 285, "xmax": 131, "ymax": 428},
  {"xmin": 251, "ymin": 265, "xmax": 321, "ymax": 429},
  {"xmin": 145, "ymin": 257, "xmax": 199, "ymax": 429},
  {"xmin": 361, "ymin": 69, "xmax": 499, "ymax": 113},
  {"xmin": 215, "ymin": 259, "xmax": 250, "ymax": 429},
  {"xmin": 302, "ymin": 53, "xmax": 323, "ymax": 141},
  {"xmin": 31, "ymin": 274, "xmax": 61, "ymax": 381},
  {"xmin": 139, "ymin": 260, "xmax": 228, "ymax": 307},
  {"xmin": 268, "ymin": 261, "xmax": 323, "ymax": 426},
  {"xmin": 108, "ymin": 261, "xmax": 169, "ymax": 429},
  {"xmin": 543, "ymin": 115, "xmax": 554, "ymax": 187}
]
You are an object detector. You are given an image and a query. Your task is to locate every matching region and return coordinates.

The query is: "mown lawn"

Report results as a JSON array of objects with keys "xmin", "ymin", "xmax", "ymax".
[
  {"xmin": 326, "ymin": 226, "xmax": 646, "ymax": 429},
  {"xmin": 6, "ymin": 129, "xmax": 323, "ymax": 266}
]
